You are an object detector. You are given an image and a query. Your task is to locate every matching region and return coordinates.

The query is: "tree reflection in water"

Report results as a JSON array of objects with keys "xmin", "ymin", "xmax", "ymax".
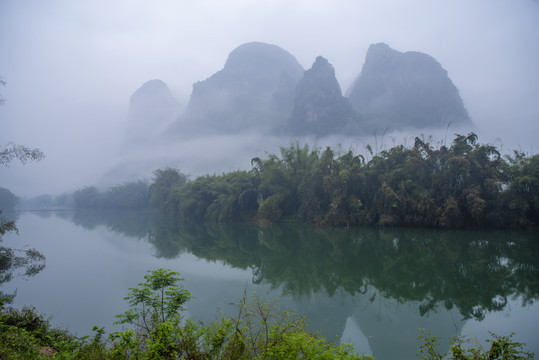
[
  {"xmin": 36, "ymin": 209, "xmax": 539, "ymax": 359},
  {"xmin": 70, "ymin": 210, "xmax": 538, "ymax": 321}
]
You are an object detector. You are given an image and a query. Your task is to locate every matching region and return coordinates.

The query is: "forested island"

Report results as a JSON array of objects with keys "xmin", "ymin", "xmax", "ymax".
[{"xmin": 70, "ymin": 133, "xmax": 538, "ymax": 229}]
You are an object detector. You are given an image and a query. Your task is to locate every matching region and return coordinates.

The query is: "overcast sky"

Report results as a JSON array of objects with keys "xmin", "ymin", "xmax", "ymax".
[{"xmin": 1, "ymin": 0, "xmax": 538, "ymax": 197}]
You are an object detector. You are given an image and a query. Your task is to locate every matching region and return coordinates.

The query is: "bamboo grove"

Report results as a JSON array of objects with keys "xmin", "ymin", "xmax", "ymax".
[{"xmin": 73, "ymin": 133, "xmax": 538, "ymax": 228}]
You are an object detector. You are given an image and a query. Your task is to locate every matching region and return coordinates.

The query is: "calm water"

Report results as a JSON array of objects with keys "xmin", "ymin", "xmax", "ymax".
[{"xmin": 2, "ymin": 210, "xmax": 538, "ymax": 359}]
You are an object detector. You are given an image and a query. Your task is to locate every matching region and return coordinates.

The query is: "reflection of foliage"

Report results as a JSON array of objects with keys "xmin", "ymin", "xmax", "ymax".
[
  {"xmin": 0, "ymin": 247, "xmax": 46, "ymax": 283},
  {"xmin": 67, "ymin": 210, "xmax": 539, "ymax": 321},
  {"xmin": 147, "ymin": 216, "xmax": 539, "ymax": 320},
  {"xmin": 148, "ymin": 217, "xmax": 260, "ymax": 268},
  {"xmin": 0, "ymin": 213, "xmax": 18, "ymax": 237},
  {"xmin": 71, "ymin": 209, "xmax": 152, "ymax": 240}
]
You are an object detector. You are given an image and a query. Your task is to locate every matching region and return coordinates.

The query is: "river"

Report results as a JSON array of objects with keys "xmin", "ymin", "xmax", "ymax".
[{"xmin": 1, "ymin": 210, "xmax": 538, "ymax": 359}]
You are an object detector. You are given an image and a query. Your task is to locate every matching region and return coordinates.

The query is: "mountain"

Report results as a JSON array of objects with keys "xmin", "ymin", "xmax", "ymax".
[
  {"xmin": 138, "ymin": 42, "xmax": 473, "ymax": 140},
  {"xmin": 347, "ymin": 43, "xmax": 472, "ymax": 132},
  {"xmin": 288, "ymin": 56, "xmax": 362, "ymax": 137},
  {"xmin": 125, "ymin": 79, "xmax": 181, "ymax": 144},
  {"xmin": 169, "ymin": 42, "xmax": 304, "ymax": 135}
]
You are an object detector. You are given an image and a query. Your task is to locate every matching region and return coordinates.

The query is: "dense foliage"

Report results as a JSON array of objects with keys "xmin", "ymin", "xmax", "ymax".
[
  {"xmin": 147, "ymin": 134, "xmax": 537, "ymax": 228},
  {"xmin": 68, "ymin": 133, "xmax": 537, "ymax": 228}
]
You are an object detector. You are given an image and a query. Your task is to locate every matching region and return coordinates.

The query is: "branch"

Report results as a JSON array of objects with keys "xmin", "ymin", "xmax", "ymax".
[{"xmin": 0, "ymin": 143, "xmax": 45, "ymax": 167}]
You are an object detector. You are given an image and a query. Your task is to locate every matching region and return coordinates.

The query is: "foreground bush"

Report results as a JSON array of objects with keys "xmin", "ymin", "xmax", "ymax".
[
  {"xmin": 109, "ymin": 269, "xmax": 370, "ymax": 359},
  {"xmin": 417, "ymin": 329, "xmax": 534, "ymax": 360},
  {"xmin": 0, "ymin": 269, "xmax": 534, "ymax": 359},
  {"xmin": 0, "ymin": 270, "xmax": 370, "ymax": 359},
  {"xmin": 0, "ymin": 304, "xmax": 80, "ymax": 359}
]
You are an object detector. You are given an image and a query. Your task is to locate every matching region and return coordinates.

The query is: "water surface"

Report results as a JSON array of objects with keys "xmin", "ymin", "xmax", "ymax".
[{"xmin": 2, "ymin": 210, "xmax": 537, "ymax": 359}]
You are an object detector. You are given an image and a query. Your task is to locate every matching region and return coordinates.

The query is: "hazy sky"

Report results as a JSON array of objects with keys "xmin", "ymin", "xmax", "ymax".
[{"xmin": 1, "ymin": 0, "xmax": 538, "ymax": 197}]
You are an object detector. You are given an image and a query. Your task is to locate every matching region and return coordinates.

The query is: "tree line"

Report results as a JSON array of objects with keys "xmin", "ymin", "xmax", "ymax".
[
  {"xmin": 72, "ymin": 180, "xmax": 149, "ymax": 210},
  {"xmin": 72, "ymin": 133, "xmax": 538, "ymax": 228}
]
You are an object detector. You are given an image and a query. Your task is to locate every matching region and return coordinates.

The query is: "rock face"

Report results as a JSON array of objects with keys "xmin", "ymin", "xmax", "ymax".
[
  {"xmin": 126, "ymin": 79, "xmax": 181, "ymax": 144},
  {"xmin": 347, "ymin": 43, "xmax": 471, "ymax": 132},
  {"xmin": 172, "ymin": 42, "xmax": 304, "ymax": 135},
  {"xmin": 288, "ymin": 56, "xmax": 361, "ymax": 136}
]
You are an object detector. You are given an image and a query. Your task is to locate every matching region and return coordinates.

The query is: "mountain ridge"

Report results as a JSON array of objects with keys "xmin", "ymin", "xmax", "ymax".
[{"xmin": 128, "ymin": 42, "xmax": 473, "ymax": 141}]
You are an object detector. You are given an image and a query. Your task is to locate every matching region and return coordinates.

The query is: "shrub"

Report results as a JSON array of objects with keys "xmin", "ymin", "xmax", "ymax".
[
  {"xmin": 417, "ymin": 329, "xmax": 534, "ymax": 360},
  {"xmin": 110, "ymin": 269, "xmax": 371, "ymax": 359}
]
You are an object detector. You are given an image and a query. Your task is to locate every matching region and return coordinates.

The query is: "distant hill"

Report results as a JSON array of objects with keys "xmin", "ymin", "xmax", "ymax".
[
  {"xmin": 125, "ymin": 79, "xmax": 181, "ymax": 145},
  {"xmin": 168, "ymin": 42, "xmax": 304, "ymax": 135},
  {"xmin": 127, "ymin": 42, "xmax": 472, "ymax": 141},
  {"xmin": 347, "ymin": 43, "xmax": 472, "ymax": 132},
  {"xmin": 287, "ymin": 56, "xmax": 362, "ymax": 137}
]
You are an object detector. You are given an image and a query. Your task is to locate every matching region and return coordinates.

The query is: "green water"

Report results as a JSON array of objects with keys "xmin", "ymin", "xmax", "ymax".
[{"xmin": 2, "ymin": 210, "xmax": 538, "ymax": 359}]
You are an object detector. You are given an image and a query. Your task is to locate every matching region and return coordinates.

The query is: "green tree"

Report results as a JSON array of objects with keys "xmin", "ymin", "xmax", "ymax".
[
  {"xmin": 143, "ymin": 134, "xmax": 536, "ymax": 229},
  {"xmin": 114, "ymin": 269, "xmax": 193, "ymax": 336},
  {"xmin": 111, "ymin": 269, "xmax": 370, "ymax": 360},
  {"xmin": 503, "ymin": 152, "xmax": 539, "ymax": 226},
  {"xmin": 149, "ymin": 167, "xmax": 188, "ymax": 213}
]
